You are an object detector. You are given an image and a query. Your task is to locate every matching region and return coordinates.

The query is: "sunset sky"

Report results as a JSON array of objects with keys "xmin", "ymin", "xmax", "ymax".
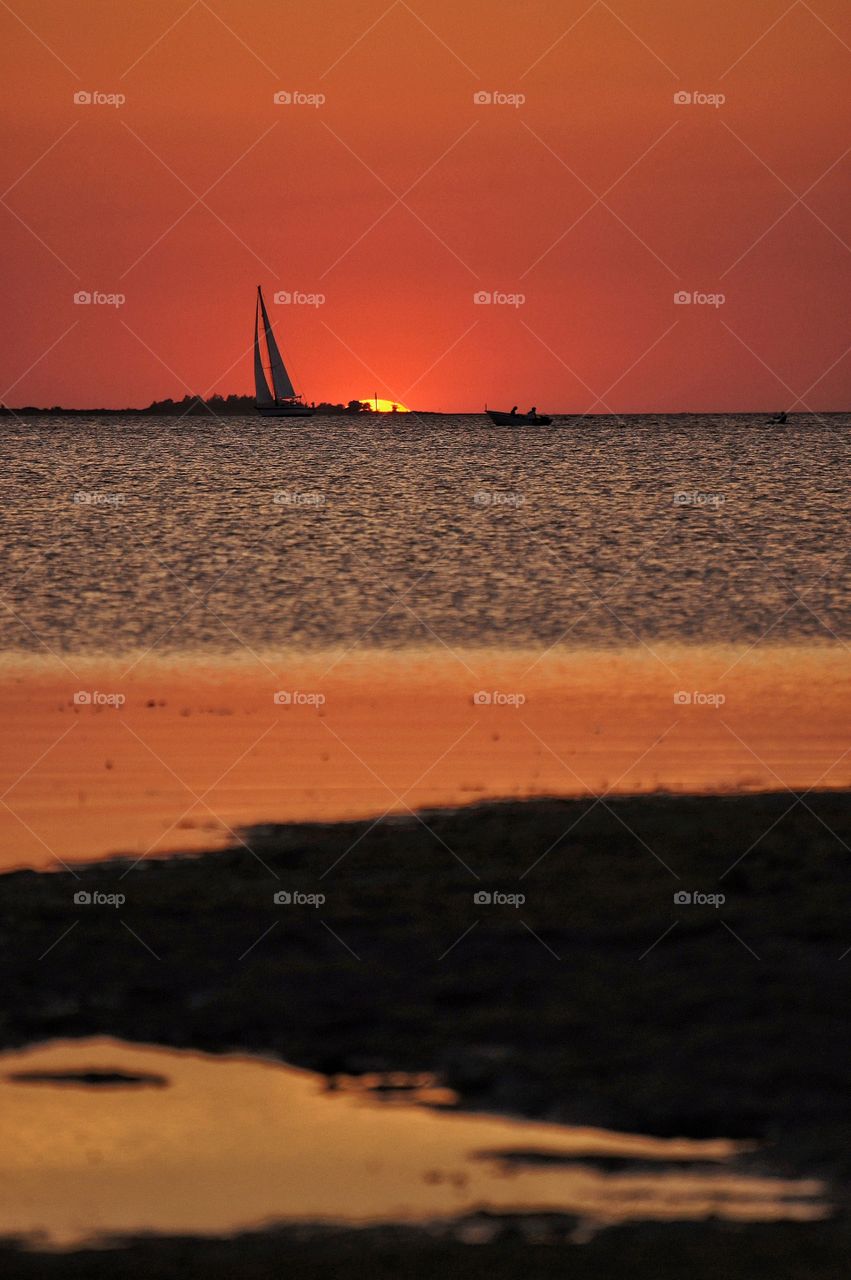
[{"xmin": 2, "ymin": 0, "xmax": 850, "ymax": 411}]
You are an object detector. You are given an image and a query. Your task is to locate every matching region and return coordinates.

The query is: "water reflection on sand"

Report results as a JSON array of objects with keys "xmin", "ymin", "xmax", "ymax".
[{"xmin": 0, "ymin": 1038, "xmax": 827, "ymax": 1248}]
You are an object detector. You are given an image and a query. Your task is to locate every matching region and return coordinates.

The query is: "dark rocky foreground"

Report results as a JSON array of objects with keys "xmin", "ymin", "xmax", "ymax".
[
  {"xmin": 1, "ymin": 1219, "xmax": 850, "ymax": 1280},
  {"xmin": 1, "ymin": 791, "xmax": 849, "ymax": 1275}
]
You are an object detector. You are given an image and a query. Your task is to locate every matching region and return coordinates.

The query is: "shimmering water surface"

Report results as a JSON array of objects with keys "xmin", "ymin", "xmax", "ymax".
[{"xmin": 2, "ymin": 413, "xmax": 848, "ymax": 654}]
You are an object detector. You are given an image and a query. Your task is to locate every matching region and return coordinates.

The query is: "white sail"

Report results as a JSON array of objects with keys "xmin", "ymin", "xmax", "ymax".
[
  {"xmin": 253, "ymin": 296, "xmax": 274, "ymax": 405},
  {"xmin": 258, "ymin": 288, "xmax": 296, "ymax": 400}
]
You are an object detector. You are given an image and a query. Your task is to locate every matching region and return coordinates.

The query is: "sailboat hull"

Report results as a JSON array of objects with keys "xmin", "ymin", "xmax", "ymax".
[
  {"xmin": 255, "ymin": 403, "xmax": 315, "ymax": 417},
  {"xmin": 486, "ymin": 409, "xmax": 553, "ymax": 426}
]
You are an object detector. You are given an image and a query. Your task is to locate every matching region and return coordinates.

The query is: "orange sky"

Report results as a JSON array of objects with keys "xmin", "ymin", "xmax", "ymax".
[{"xmin": 2, "ymin": 0, "xmax": 850, "ymax": 411}]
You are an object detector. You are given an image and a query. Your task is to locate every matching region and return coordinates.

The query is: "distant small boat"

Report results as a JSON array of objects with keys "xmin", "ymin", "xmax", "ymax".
[
  {"xmin": 253, "ymin": 286, "xmax": 314, "ymax": 417},
  {"xmin": 485, "ymin": 407, "xmax": 553, "ymax": 426}
]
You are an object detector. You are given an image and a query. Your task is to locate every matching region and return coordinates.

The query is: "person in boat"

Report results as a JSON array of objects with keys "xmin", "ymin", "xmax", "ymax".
[
  {"xmin": 509, "ymin": 405, "xmax": 518, "ymax": 417},
  {"xmin": 527, "ymin": 406, "xmax": 537, "ymax": 419}
]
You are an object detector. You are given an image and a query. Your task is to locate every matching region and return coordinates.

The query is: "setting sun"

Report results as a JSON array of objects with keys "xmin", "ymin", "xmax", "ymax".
[{"xmin": 363, "ymin": 398, "xmax": 410, "ymax": 413}]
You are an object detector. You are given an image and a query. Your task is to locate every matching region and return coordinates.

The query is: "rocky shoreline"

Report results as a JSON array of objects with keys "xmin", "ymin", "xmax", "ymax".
[{"xmin": 2, "ymin": 1217, "xmax": 849, "ymax": 1279}]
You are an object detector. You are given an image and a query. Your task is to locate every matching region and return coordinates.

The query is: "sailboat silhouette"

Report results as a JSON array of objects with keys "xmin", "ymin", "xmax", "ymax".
[{"xmin": 253, "ymin": 286, "xmax": 314, "ymax": 417}]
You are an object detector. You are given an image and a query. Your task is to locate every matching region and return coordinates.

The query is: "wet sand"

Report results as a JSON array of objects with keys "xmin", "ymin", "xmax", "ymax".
[
  {"xmin": 3, "ymin": 792, "xmax": 848, "ymax": 1168},
  {"xmin": 1, "ymin": 645, "xmax": 848, "ymax": 870},
  {"xmin": 2, "ymin": 789, "xmax": 848, "ymax": 1274},
  {"xmin": 2, "ymin": 646, "xmax": 849, "ymax": 1275},
  {"xmin": 2, "ymin": 1218, "xmax": 848, "ymax": 1280}
]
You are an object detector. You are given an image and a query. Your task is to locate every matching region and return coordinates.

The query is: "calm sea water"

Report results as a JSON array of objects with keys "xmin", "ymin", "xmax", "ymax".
[{"xmin": 1, "ymin": 413, "xmax": 847, "ymax": 654}]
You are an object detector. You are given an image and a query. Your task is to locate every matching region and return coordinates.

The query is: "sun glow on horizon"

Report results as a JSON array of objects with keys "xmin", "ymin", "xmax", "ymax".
[{"xmin": 363, "ymin": 398, "xmax": 410, "ymax": 413}]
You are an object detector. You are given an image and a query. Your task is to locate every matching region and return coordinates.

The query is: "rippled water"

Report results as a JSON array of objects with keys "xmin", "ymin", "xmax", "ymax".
[{"xmin": 1, "ymin": 413, "xmax": 847, "ymax": 654}]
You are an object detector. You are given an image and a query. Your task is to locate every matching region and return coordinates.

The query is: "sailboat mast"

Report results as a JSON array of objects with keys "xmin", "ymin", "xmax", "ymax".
[{"xmin": 258, "ymin": 286, "xmax": 275, "ymax": 400}]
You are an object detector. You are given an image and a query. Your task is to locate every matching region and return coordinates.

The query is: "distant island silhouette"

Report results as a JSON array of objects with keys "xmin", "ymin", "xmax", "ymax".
[
  {"xmin": 0, "ymin": 395, "xmax": 394, "ymax": 417},
  {"xmin": 0, "ymin": 399, "xmax": 823, "ymax": 419}
]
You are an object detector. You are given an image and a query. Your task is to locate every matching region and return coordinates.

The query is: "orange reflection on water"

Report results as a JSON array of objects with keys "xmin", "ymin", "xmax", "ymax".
[{"xmin": 0, "ymin": 1038, "xmax": 827, "ymax": 1247}]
